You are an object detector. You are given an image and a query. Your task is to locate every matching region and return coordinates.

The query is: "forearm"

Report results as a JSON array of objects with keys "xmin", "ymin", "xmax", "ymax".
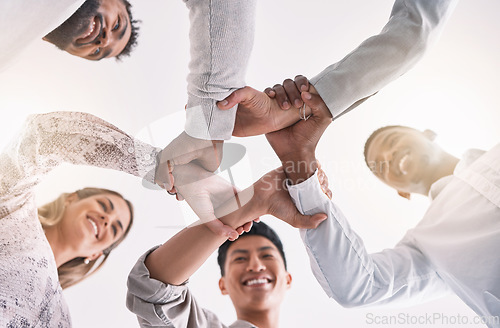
[
  {"xmin": 145, "ymin": 224, "xmax": 226, "ymax": 286},
  {"xmin": 184, "ymin": 0, "xmax": 256, "ymax": 140},
  {"xmin": 288, "ymin": 173, "xmax": 448, "ymax": 306},
  {"xmin": 312, "ymin": 0, "xmax": 458, "ymax": 118}
]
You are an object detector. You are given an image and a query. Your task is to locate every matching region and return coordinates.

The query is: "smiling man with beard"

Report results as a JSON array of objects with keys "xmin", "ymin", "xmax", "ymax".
[{"xmin": 0, "ymin": 0, "xmax": 138, "ymax": 70}]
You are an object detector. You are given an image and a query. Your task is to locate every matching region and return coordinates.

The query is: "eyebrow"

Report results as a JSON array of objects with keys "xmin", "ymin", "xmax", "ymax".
[{"xmin": 230, "ymin": 246, "xmax": 275, "ymax": 256}]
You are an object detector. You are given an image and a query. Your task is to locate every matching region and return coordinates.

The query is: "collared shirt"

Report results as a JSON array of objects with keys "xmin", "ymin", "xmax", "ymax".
[
  {"xmin": 126, "ymin": 247, "xmax": 258, "ymax": 328},
  {"xmin": 291, "ymin": 144, "xmax": 500, "ymax": 326},
  {"xmin": 0, "ymin": 0, "xmax": 85, "ymax": 71}
]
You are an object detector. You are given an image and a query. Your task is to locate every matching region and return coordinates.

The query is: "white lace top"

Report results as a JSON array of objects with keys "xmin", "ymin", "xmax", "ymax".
[{"xmin": 0, "ymin": 112, "xmax": 159, "ymax": 327}]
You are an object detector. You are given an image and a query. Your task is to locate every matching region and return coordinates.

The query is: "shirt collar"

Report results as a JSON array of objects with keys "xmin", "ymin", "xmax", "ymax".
[{"xmin": 428, "ymin": 148, "xmax": 485, "ymax": 201}]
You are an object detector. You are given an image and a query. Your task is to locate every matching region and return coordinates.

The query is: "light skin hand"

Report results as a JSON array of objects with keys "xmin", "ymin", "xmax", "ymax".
[
  {"xmin": 172, "ymin": 162, "xmax": 256, "ymax": 241},
  {"xmin": 264, "ymin": 75, "xmax": 310, "ymax": 110},
  {"xmin": 217, "ymin": 85, "xmax": 319, "ymax": 137},
  {"xmin": 155, "ymin": 131, "xmax": 223, "ymax": 192}
]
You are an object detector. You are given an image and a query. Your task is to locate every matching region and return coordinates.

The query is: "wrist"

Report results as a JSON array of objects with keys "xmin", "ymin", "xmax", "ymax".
[{"xmin": 281, "ymin": 154, "xmax": 318, "ymax": 185}]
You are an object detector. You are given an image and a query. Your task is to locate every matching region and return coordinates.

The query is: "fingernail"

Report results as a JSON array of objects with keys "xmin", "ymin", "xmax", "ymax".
[
  {"xmin": 283, "ymin": 101, "xmax": 289, "ymax": 108},
  {"xmin": 304, "ymin": 92, "xmax": 312, "ymax": 100},
  {"xmin": 294, "ymin": 99, "xmax": 302, "ymax": 107},
  {"xmin": 301, "ymin": 85, "xmax": 307, "ymax": 91},
  {"xmin": 221, "ymin": 100, "xmax": 228, "ymax": 106}
]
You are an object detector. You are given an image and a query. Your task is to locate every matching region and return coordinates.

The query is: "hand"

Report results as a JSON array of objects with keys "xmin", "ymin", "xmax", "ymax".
[
  {"xmin": 173, "ymin": 162, "xmax": 252, "ymax": 241},
  {"xmin": 264, "ymin": 75, "xmax": 310, "ymax": 110},
  {"xmin": 266, "ymin": 91, "xmax": 332, "ymax": 162},
  {"xmin": 217, "ymin": 87, "xmax": 314, "ymax": 137},
  {"xmin": 155, "ymin": 131, "xmax": 223, "ymax": 192},
  {"xmin": 216, "ymin": 167, "xmax": 327, "ymax": 229},
  {"xmin": 317, "ymin": 161, "xmax": 333, "ymax": 200}
]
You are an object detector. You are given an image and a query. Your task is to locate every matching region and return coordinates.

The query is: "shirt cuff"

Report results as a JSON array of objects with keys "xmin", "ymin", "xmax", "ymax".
[{"xmin": 286, "ymin": 170, "xmax": 330, "ymax": 214}]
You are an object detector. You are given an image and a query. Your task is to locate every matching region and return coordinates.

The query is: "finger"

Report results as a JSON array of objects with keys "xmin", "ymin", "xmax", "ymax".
[
  {"xmin": 217, "ymin": 87, "xmax": 255, "ymax": 110},
  {"xmin": 301, "ymin": 92, "xmax": 333, "ymax": 123},
  {"xmin": 283, "ymin": 78, "xmax": 303, "ymax": 109},
  {"xmin": 294, "ymin": 75, "xmax": 310, "ymax": 92},
  {"xmin": 289, "ymin": 212, "xmax": 327, "ymax": 229},
  {"xmin": 205, "ymin": 219, "xmax": 239, "ymax": 240},
  {"xmin": 242, "ymin": 221, "xmax": 253, "ymax": 232},
  {"xmin": 273, "ymin": 84, "xmax": 290, "ymax": 110},
  {"xmin": 253, "ymin": 217, "xmax": 261, "ymax": 223},
  {"xmin": 236, "ymin": 226, "xmax": 244, "ymax": 235},
  {"xmin": 264, "ymin": 87, "xmax": 276, "ymax": 98}
]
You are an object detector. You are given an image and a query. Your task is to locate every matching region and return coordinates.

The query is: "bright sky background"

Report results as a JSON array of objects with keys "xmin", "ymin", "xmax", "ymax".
[{"xmin": 1, "ymin": 0, "xmax": 499, "ymax": 327}]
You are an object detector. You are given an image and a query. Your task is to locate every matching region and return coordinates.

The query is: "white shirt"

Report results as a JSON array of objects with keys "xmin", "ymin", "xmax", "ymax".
[
  {"xmin": 288, "ymin": 144, "xmax": 500, "ymax": 326},
  {"xmin": 0, "ymin": 0, "xmax": 84, "ymax": 71}
]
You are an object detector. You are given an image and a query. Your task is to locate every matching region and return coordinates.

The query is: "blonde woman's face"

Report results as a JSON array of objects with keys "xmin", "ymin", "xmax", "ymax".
[{"xmin": 60, "ymin": 193, "xmax": 132, "ymax": 258}]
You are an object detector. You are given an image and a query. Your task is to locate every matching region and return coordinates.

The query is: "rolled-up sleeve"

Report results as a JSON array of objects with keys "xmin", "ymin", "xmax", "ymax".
[
  {"xmin": 287, "ymin": 171, "xmax": 450, "ymax": 307},
  {"xmin": 183, "ymin": 0, "xmax": 256, "ymax": 140},
  {"xmin": 311, "ymin": 0, "xmax": 459, "ymax": 119},
  {"xmin": 127, "ymin": 247, "xmax": 226, "ymax": 328}
]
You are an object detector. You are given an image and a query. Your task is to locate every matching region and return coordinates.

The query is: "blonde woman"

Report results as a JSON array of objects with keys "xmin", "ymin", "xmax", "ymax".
[{"xmin": 0, "ymin": 111, "xmax": 159, "ymax": 327}]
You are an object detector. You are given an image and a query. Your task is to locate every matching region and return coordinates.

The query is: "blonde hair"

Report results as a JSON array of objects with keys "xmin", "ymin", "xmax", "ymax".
[{"xmin": 38, "ymin": 187, "xmax": 134, "ymax": 289}]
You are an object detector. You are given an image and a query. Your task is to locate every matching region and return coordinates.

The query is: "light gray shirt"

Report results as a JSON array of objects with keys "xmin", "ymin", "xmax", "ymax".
[
  {"xmin": 290, "ymin": 145, "xmax": 500, "ymax": 326},
  {"xmin": 311, "ymin": 0, "xmax": 459, "ymax": 119},
  {"xmin": 183, "ymin": 0, "xmax": 256, "ymax": 140},
  {"xmin": 126, "ymin": 247, "xmax": 258, "ymax": 328}
]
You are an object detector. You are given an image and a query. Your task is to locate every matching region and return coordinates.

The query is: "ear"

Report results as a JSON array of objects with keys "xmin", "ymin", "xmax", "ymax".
[
  {"xmin": 285, "ymin": 272, "xmax": 292, "ymax": 289},
  {"xmin": 422, "ymin": 129, "xmax": 437, "ymax": 141},
  {"xmin": 65, "ymin": 192, "xmax": 78, "ymax": 205},
  {"xmin": 397, "ymin": 190, "xmax": 411, "ymax": 200},
  {"xmin": 218, "ymin": 277, "xmax": 229, "ymax": 295},
  {"xmin": 86, "ymin": 251, "xmax": 103, "ymax": 263}
]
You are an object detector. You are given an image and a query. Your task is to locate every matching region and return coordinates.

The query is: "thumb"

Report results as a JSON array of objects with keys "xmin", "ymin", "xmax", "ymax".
[
  {"xmin": 288, "ymin": 212, "xmax": 327, "ymax": 229},
  {"xmin": 205, "ymin": 219, "xmax": 239, "ymax": 240},
  {"xmin": 217, "ymin": 87, "xmax": 255, "ymax": 110},
  {"xmin": 301, "ymin": 92, "xmax": 333, "ymax": 122}
]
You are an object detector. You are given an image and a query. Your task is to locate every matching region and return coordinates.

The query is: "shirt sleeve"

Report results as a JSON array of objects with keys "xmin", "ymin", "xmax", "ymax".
[
  {"xmin": 0, "ymin": 111, "xmax": 159, "ymax": 213},
  {"xmin": 311, "ymin": 0, "xmax": 459, "ymax": 119},
  {"xmin": 287, "ymin": 171, "xmax": 450, "ymax": 307},
  {"xmin": 126, "ymin": 247, "xmax": 227, "ymax": 328},
  {"xmin": 183, "ymin": 0, "xmax": 256, "ymax": 140}
]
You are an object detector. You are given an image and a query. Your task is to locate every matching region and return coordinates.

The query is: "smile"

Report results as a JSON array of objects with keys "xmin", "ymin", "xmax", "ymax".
[
  {"xmin": 243, "ymin": 278, "xmax": 272, "ymax": 286},
  {"xmin": 86, "ymin": 215, "xmax": 100, "ymax": 239},
  {"xmin": 75, "ymin": 15, "xmax": 102, "ymax": 45}
]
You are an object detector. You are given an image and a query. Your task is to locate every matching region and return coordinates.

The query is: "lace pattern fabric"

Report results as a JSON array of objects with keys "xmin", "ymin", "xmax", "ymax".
[{"xmin": 0, "ymin": 112, "xmax": 159, "ymax": 327}]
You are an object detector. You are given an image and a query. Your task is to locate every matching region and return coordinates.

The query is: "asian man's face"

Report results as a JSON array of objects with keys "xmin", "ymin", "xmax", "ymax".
[
  {"xmin": 43, "ymin": 0, "xmax": 132, "ymax": 60},
  {"xmin": 219, "ymin": 235, "xmax": 292, "ymax": 313}
]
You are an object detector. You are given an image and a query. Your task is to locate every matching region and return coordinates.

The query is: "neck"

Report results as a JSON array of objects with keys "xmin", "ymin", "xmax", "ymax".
[
  {"xmin": 421, "ymin": 151, "xmax": 460, "ymax": 195},
  {"xmin": 237, "ymin": 308, "xmax": 280, "ymax": 328},
  {"xmin": 44, "ymin": 225, "xmax": 75, "ymax": 267}
]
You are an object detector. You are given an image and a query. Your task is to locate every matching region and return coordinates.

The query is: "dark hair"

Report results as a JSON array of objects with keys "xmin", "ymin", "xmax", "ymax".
[
  {"xmin": 116, "ymin": 0, "xmax": 141, "ymax": 61},
  {"xmin": 217, "ymin": 222, "xmax": 287, "ymax": 276},
  {"xmin": 363, "ymin": 125, "xmax": 417, "ymax": 167}
]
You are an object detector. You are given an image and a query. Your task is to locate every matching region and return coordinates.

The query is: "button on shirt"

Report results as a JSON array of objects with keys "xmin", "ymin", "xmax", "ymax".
[{"xmin": 290, "ymin": 144, "xmax": 500, "ymax": 325}]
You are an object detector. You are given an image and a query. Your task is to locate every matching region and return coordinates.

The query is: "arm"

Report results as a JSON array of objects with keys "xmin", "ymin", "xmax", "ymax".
[
  {"xmin": 0, "ymin": 111, "xmax": 158, "ymax": 209},
  {"xmin": 290, "ymin": 172, "xmax": 450, "ymax": 307},
  {"xmin": 183, "ymin": 0, "xmax": 256, "ymax": 140},
  {"xmin": 312, "ymin": 0, "xmax": 458, "ymax": 118}
]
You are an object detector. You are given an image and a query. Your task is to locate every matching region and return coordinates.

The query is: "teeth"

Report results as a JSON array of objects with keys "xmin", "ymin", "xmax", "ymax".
[
  {"xmin": 87, "ymin": 217, "xmax": 98, "ymax": 238},
  {"xmin": 84, "ymin": 21, "xmax": 95, "ymax": 38},
  {"xmin": 245, "ymin": 279, "xmax": 269, "ymax": 286},
  {"xmin": 399, "ymin": 154, "xmax": 409, "ymax": 175}
]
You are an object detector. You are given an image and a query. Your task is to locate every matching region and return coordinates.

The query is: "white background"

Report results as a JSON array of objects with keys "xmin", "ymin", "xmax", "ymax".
[{"xmin": 1, "ymin": 0, "xmax": 499, "ymax": 327}]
